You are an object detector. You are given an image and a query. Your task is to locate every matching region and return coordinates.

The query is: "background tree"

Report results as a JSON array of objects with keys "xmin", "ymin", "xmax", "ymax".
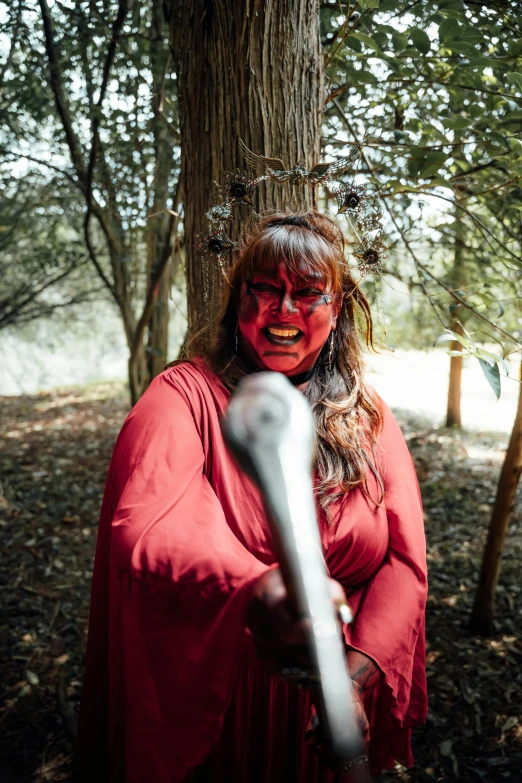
[
  {"xmin": 320, "ymin": 0, "xmax": 522, "ymax": 633},
  {"xmin": 470, "ymin": 359, "xmax": 522, "ymax": 635},
  {"xmin": 0, "ymin": 169, "xmax": 94, "ymax": 329},
  {"xmin": 1, "ymin": 0, "xmax": 181, "ymax": 403},
  {"xmin": 169, "ymin": 0, "xmax": 325, "ymax": 331},
  {"xmin": 321, "ymin": 0, "xmax": 522, "ymax": 370}
]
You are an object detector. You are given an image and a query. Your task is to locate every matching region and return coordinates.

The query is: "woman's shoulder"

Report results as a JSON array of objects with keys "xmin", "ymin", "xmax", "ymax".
[
  {"xmin": 365, "ymin": 386, "xmax": 403, "ymax": 438},
  {"xmin": 151, "ymin": 358, "xmax": 231, "ymax": 410}
]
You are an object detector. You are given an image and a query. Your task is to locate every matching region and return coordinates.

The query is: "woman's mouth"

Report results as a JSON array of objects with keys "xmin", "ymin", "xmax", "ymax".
[{"xmin": 263, "ymin": 326, "xmax": 303, "ymax": 346}]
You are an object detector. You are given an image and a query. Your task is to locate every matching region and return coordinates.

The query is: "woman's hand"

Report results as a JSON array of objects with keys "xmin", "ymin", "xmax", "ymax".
[
  {"xmin": 305, "ymin": 695, "xmax": 370, "ymax": 777},
  {"xmin": 305, "ymin": 650, "xmax": 380, "ymax": 776},
  {"xmin": 247, "ymin": 567, "xmax": 350, "ymax": 670}
]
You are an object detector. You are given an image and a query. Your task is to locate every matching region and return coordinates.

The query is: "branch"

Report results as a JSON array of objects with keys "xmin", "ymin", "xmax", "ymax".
[
  {"xmin": 130, "ymin": 180, "xmax": 183, "ymax": 362},
  {"xmin": 0, "ymin": 149, "xmax": 81, "ymax": 190},
  {"xmin": 37, "ymin": 0, "xmax": 86, "ymax": 185},
  {"xmin": 385, "ymin": 78, "xmax": 522, "ymax": 103},
  {"xmin": 83, "ymin": 0, "xmax": 130, "ymax": 304},
  {"xmin": 0, "ymin": 3, "xmax": 22, "ymax": 86},
  {"xmin": 426, "ymin": 191, "xmax": 522, "ymax": 264},
  {"xmin": 85, "ymin": 0, "xmax": 129, "ymax": 201},
  {"xmin": 82, "ymin": 217, "xmax": 118, "ymax": 301},
  {"xmin": 0, "ymin": 258, "xmax": 89, "ymax": 328},
  {"xmin": 331, "ymin": 98, "xmax": 522, "ymax": 349},
  {"xmin": 449, "ymin": 158, "xmax": 509, "ymax": 181}
]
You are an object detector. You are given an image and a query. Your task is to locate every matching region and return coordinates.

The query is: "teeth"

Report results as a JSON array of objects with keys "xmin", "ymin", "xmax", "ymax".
[{"xmin": 268, "ymin": 327, "xmax": 299, "ymax": 337}]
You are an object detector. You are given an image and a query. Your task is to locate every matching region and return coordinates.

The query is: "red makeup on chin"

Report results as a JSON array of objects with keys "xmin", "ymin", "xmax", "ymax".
[{"xmin": 237, "ymin": 261, "xmax": 339, "ymax": 376}]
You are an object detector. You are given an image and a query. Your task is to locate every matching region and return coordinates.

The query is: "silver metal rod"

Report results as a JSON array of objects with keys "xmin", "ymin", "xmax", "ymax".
[{"xmin": 223, "ymin": 372, "xmax": 365, "ymax": 761}]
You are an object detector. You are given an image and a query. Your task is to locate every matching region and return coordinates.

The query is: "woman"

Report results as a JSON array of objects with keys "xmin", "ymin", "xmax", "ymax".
[{"xmin": 72, "ymin": 211, "xmax": 428, "ymax": 783}]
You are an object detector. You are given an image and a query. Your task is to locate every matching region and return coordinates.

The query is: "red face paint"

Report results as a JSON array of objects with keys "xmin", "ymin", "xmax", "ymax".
[{"xmin": 237, "ymin": 261, "xmax": 339, "ymax": 375}]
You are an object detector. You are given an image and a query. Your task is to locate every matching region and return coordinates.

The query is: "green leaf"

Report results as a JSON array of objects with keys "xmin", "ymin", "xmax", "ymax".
[
  {"xmin": 508, "ymin": 138, "xmax": 522, "ymax": 158},
  {"xmin": 443, "ymin": 116, "xmax": 471, "ymax": 130},
  {"xmin": 351, "ymin": 32, "xmax": 381, "ymax": 52},
  {"xmin": 458, "ymin": 24, "xmax": 482, "ymax": 43},
  {"xmin": 476, "ymin": 349, "xmax": 510, "ymax": 377},
  {"xmin": 485, "ymin": 131, "xmax": 511, "ymax": 150},
  {"xmin": 439, "ymin": 18, "xmax": 460, "ymax": 43},
  {"xmin": 401, "ymin": 47, "xmax": 423, "ymax": 58},
  {"xmin": 429, "ymin": 177, "xmax": 454, "ymax": 190},
  {"xmin": 467, "ymin": 57, "xmax": 503, "ymax": 70},
  {"xmin": 504, "ymin": 109, "xmax": 522, "ymax": 121},
  {"xmin": 345, "ymin": 37, "xmax": 363, "ymax": 53},
  {"xmin": 351, "ymin": 69, "xmax": 378, "ymax": 84},
  {"xmin": 377, "ymin": 24, "xmax": 396, "ymax": 36},
  {"xmin": 478, "ymin": 358, "xmax": 501, "ymax": 399},
  {"xmin": 410, "ymin": 27, "xmax": 431, "ymax": 55},
  {"xmin": 418, "ymin": 151, "xmax": 449, "ymax": 178},
  {"xmin": 434, "ymin": 333, "xmax": 456, "ymax": 346},
  {"xmin": 507, "ymin": 39, "xmax": 522, "ymax": 57},
  {"xmin": 392, "ymin": 32, "xmax": 408, "ymax": 52},
  {"xmin": 507, "ymin": 73, "xmax": 522, "ymax": 93},
  {"xmin": 359, "ymin": 0, "xmax": 379, "ymax": 8},
  {"xmin": 446, "ymin": 41, "xmax": 479, "ymax": 56},
  {"xmin": 434, "ymin": 329, "xmax": 473, "ymax": 350},
  {"xmin": 373, "ymin": 31, "xmax": 388, "ymax": 48}
]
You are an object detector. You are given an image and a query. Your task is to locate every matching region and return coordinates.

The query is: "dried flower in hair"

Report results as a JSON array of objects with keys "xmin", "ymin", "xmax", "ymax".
[
  {"xmin": 225, "ymin": 172, "xmax": 257, "ymax": 205},
  {"xmin": 198, "ymin": 230, "xmax": 237, "ymax": 259},
  {"xmin": 329, "ymin": 182, "xmax": 367, "ymax": 216}
]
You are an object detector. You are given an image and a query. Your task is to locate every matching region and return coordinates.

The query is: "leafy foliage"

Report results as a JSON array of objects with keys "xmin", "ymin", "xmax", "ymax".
[
  {"xmin": 0, "ymin": 0, "xmax": 181, "ymax": 398},
  {"xmin": 0, "ymin": 169, "xmax": 95, "ymax": 329},
  {"xmin": 321, "ymin": 0, "xmax": 522, "ymax": 393}
]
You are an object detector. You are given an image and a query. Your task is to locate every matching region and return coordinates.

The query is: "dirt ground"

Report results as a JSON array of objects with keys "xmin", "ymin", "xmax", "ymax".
[{"xmin": 0, "ymin": 383, "xmax": 521, "ymax": 783}]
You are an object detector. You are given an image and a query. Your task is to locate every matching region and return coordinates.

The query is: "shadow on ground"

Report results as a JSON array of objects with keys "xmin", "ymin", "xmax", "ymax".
[{"xmin": 0, "ymin": 387, "xmax": 521, "ymax": 782}]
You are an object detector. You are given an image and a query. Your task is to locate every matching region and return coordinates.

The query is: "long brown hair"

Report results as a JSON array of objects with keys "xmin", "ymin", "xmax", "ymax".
[{"xmin": 182, "ymin": 210, "xmax": 384, "ymax": 510}]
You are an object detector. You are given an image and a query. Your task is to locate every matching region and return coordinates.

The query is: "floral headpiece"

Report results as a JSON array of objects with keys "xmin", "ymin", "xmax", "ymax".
[{"xmin": 198, "ymin": 139, "xmax": 388, "ymax": 300}]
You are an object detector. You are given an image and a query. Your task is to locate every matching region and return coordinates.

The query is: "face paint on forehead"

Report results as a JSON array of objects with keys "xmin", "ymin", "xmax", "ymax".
[
  {"xmin": 237, "ymin": 258, "xmax": 340, "ymax": 376},
  {"xmin": 305, "ymin": 291, "xmax": 334, "ymax": 315}
]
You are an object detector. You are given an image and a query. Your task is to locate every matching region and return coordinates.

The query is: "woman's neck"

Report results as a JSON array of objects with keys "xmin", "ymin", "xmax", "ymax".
[{"xmin": 235, "ymin": 348, "xmax": 316, "ymax": 388}]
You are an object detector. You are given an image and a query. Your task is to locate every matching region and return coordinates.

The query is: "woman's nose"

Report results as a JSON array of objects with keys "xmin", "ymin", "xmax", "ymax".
[{"xmin": 276, "ymin": 292, "xmax": 299, "ymax": 315}]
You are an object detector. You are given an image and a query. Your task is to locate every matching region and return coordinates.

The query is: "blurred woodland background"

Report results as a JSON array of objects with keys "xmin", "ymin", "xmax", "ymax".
[{"xmin": 1, "ymin": 0, "xmax": 522, "ymax": 780}]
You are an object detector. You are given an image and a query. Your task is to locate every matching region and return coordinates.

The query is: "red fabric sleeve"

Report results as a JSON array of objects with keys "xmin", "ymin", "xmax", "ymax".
[
  {"xmin": 343, "ymin": 401, "xmax": 428, "ymax": 773},
  {"xmin": 73, "ymin": 369, "xmax": 268, "ymax": 783}
]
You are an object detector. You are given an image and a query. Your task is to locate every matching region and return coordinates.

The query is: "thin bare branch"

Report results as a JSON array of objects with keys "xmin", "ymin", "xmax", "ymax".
[
  {"xmin": 331, "ymin": 98, "xmax": 522, "ymax": 349},
  {"xmin": 37, "ymin": 0, "xmax": 86, "ymax": 185},
  {"xmin": 130, "ymin": 179, "xmax": 183, "ymax": 362}
]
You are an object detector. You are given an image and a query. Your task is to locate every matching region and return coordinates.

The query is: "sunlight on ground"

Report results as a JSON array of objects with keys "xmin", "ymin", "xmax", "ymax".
[
  {"xmin": 1, "ymin": 338, "xmax": 519, "ymax": 436},
  {"xmin": 367, "ymin": 349, "xmax": 519, "ymax": 434}
]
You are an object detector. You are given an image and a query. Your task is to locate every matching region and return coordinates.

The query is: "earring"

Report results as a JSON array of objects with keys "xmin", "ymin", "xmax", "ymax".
[
  {"xmin": 328, "ymin": 330, "xmax": 336, "ymax": 370},
  {"xmin": 235, "ymin": 321, "xmax": 239, "ymax": 352}
]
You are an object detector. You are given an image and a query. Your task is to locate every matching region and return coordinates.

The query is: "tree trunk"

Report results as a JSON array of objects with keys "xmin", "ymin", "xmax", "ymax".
[
  {"xmin": 469, "ymin": 360, "xmax": 522, "ymax": 636},
  {"xmin": 446, "ymin": 321, "xmax": 463, "ymax": 427},
  {"xmin": 146, "ymin": 0, "xmax": 176, "ymax": 381},
  {"xmin": 445, "ymin": 198, "xmax": 465, "ymax": 428},
  {"xmin": 169, "ymin": 0, "xmax": 324, "ymax": 331}
]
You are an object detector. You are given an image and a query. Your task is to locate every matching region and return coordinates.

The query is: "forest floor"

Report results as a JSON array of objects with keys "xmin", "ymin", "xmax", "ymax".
[{"xmin": 0, "ymin": 382, "xmax": 521, "ymax": 783}]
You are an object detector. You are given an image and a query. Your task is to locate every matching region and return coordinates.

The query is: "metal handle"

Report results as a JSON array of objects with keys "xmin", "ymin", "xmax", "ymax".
[{"xmin": 222, "ymin": 371, "xmax": 365, "ymax": 761}]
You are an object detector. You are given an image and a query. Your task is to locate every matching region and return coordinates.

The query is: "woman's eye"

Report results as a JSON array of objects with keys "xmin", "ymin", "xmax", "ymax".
[
  {"xmin": 252, "ymin": 283, "xmax": 278, "ymax": 294},
  {"xmin": 296, "ymin": 288, "xmax": 322, "ymax": 298}
]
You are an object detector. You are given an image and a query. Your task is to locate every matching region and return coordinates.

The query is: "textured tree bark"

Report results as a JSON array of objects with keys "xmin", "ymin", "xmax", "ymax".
[
  {"xmin": 446, "ymin": 200, "xmax": 465, "ymax": 428},
  {"xmin": 146, "ymin": 0, "xmax": 176, "ymax": 382},
  {"xmin": 446, "ymin": 321, "xmax": 463, "ymax": 427},
  {"xmin": 470, "ymin": 360, "xmax": 522, "ymax": 636},
  {"xmin": 169, "ymin": 0, "xmax": 324, "ymax": 330}
]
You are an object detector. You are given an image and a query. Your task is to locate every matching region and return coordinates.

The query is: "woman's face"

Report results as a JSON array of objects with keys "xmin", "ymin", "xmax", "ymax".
[{"xmin": 237, "ymin": 260, "xmax": 340, "ymax": 375}]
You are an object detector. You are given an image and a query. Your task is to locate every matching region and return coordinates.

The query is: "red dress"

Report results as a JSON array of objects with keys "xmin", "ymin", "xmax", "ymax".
[{"xmin": 72, "ymin": 360, "xmax": 427, "ymax": 783}]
